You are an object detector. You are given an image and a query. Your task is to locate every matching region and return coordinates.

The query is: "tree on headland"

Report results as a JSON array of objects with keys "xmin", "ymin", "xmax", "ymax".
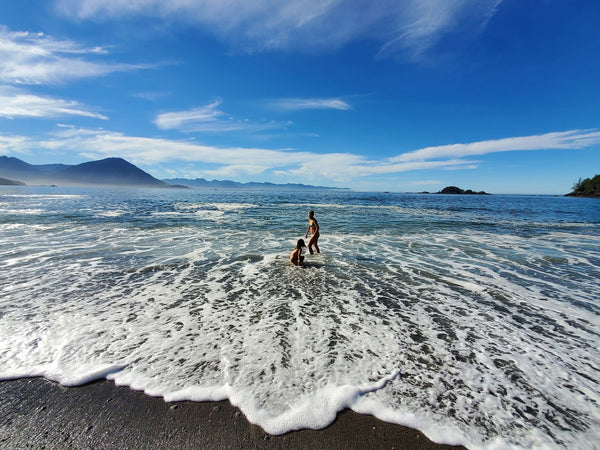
[{"xmin": 566, "ymin": 175, "xmax": 600, "ymax": 198}]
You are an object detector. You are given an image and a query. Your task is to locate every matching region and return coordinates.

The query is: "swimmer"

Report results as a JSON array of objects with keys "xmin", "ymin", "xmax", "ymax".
[
  {"xmin": 305, "ymin": 210, "xmax": 320, "ymax": 255},
  {"xmin": 290, "ymin": 238, "xmax": 306, "ymax": 266}
]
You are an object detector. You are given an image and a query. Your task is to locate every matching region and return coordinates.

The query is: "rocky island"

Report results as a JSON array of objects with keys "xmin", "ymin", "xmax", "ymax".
[{"xmin": 437, "ymin": 186, "xmax": 491, "ymax": 195}]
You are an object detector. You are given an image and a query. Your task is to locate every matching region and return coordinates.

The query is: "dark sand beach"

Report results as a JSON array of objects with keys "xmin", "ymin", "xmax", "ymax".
[{"xmin": 0, "ymin": 378, "xmax": 465, "ymax": 449}]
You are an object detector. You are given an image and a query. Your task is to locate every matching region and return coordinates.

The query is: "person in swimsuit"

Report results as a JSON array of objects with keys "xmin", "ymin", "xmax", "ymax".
[
  {"xmin": 305, "ymin": 210, "xmax": 320, "ymax": 255},
  {"xmin": 290, "ymin": 239, "xmax": 306, "ymax": 266}
]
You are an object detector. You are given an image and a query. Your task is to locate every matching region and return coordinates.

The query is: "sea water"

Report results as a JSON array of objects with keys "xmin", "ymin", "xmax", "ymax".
[{"xmin": 0, "ymin": 186, "xmax": 598, "ymax": 449}]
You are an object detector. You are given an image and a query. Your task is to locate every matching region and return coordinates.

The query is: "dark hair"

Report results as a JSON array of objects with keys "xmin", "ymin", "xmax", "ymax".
[{"xmin": 296, "ymin": 238, "xmax": 306, "ymax": 249}]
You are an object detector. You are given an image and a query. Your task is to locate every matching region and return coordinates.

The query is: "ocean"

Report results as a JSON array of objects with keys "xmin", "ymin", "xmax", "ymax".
[{"xmin": 1, "ymin": 186, "xmax": 598, "ymax": 449}]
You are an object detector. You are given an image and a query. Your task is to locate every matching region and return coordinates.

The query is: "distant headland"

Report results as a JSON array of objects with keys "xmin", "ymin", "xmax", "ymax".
[{"xmin": 566, "ymin": 175, "xmax": 600, "ymax": 198}]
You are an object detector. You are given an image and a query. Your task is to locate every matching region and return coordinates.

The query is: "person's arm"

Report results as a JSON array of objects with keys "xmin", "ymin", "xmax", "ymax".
[
  {"xmin": 313, "ymin": 219, "xmax": 319, "ymax": 234},
  {"xmin": 305, "ymin": 224, "xmax": 311, "ymax": 238}
]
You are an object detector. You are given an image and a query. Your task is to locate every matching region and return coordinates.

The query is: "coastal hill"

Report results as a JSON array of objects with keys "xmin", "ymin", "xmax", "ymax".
[
  {"xmin": 0, "ymin": 156, "xmax": 168, "ymax": 188},
  {"xmin": 566, "ymin": 175, "xmax": 600, "ymax": 198},
  {"xmin": 437, "ymin": 186, "xmax": 491, "ymax": 195}
]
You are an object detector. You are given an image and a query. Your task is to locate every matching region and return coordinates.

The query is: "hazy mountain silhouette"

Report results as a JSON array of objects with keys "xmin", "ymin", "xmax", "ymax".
[
  {"xmin": 0, "ymin": 156, "xmax": 168, "ymax": 187},
  {"xmin": 56, "ymin": 158, "xmax": 168, "ymax": 187}
]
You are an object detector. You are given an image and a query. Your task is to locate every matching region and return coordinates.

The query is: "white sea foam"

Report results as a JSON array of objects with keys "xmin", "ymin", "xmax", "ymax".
[
  {"xmin": 1, "ymin": 189, "xmax": 599, "ymax": 449},
  {"xmin": 1, "ymin": 194, "xmax": 87, "ymax": 199}
]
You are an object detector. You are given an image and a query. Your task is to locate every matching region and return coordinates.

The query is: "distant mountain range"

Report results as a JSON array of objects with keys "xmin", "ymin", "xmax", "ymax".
[
  {"xmin": 0, "ymin": 156, "xmax": 344, "ymax": 190},
  {"xmin": 163, "ymin": 177, "xmax": 347, "ymax": 191}
]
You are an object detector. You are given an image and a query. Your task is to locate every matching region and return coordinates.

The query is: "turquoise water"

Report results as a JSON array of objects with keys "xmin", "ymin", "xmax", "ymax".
[{"xmin": 1, "ymin": 186, "xmax": 599, "ymax": 448}]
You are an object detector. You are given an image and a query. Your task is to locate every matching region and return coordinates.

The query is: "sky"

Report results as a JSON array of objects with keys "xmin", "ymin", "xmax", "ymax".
[{"xmin": 1, "ymin": 0, "xmax": 599, "ymax": 194}]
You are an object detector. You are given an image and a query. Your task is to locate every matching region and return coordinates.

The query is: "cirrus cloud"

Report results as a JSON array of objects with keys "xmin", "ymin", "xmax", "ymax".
[
  {"xmin": 154, "ymin": 99, "xmax": 292, "ymax": 134},
  {"xmin": 55, "ymin": 0, "xmax": 503, "ymax": 59},
  {"xmin": 267, "ymin": 97, "xmax": 352, "ymax": 112},
  {"xmin": 0, "ymin": 25, "xmax": 148, "ymax": 85}
]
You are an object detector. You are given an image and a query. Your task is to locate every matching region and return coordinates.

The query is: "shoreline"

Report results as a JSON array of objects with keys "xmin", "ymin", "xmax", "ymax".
[{"xmin": 0, "ymin": 377, "xmax": 465, "ymax": 449}]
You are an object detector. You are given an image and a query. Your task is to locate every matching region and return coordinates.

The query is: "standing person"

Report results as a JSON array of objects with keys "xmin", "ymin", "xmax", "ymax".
[
  {"xmin": 290, "ymin": 239, "xmax": 306, "ymax": 266},
  {"xmin": 305, "ymin": 209, "xmax": 320, "ymax": 255}
]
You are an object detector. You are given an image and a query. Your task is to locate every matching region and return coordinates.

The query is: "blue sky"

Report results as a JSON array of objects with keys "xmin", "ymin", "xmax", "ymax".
[{"xmin": 1, "ymin": 0, "xmax": 599, "ymax": 193}]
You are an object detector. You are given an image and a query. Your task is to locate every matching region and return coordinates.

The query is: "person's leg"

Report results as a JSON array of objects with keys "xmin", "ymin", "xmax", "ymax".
[{"xmin": 308, "ymin": 235, "xmax": 318, "ymax": 254}]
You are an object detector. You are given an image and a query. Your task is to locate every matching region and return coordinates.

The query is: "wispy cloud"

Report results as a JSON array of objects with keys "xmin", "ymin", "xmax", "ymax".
[
  {"xmin": 0, "ymin": 25, "xmax": 146, "ymax": 85},
  {"xmin": 55, "ymin": 0, "xmax": 503, "ymax": 59},
  {"xmin": 268, "ymin": 97, "xmax": 352, "ymax": 111},
  {"xmin": 0, "ymin": 86, "xmax": 107, "ymax": 120},
  {"xmin": 131, "ymin": 91, "xmax": 170, "ymax": 102},
  {"xmin": 0, "ymin": 133, "xmax": 32, "ymax": 156},
  {"xmin": 392, "ymin": 130, "xmax": 600, "ymax": 162},
  {"xmin": 2, "ymin": 127, "xmax": 598, "ymax": 184},
  {"xmin": 154, "ymin": 99, "xmax": 292, "ymax": 133},
  {"xmin": 376, "ymin": 0, "xmax": 504, "ymax": 59}
]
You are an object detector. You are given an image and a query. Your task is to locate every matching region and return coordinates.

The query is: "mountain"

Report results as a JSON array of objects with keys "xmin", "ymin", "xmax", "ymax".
[
  {"xmin": 0, "ymin": 156, "xmax": 169, "ymax": 188},
  {"xmin": 566, "ymin": 175, "xmax": 600, "ymax": 198},
  {"xmin": 163, "ymin": 177, "xmax": 346, "ymax": 191},
  {"xmin": 56, "ymin": 158, "xmax": 169, "ymax": 187},
  {"xmin": 0, "ymin": 156, "xmax": 40, "ymax": 182}
]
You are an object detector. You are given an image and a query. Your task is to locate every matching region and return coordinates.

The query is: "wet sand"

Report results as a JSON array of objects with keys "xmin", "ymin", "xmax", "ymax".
[{"xmin": 0, "ymin": 378, "xmax": 465, "ymax": 449}]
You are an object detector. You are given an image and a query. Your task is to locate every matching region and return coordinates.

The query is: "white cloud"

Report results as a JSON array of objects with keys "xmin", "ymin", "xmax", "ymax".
[
  {"xmin": 0, "ymin": 133, "xmax": 32, "ymax": 155},
  {"xmin": 55, "ymin": 0, "xmax": 503, "ymax": 58},
  {"xmin": 154, "ymin": 99, "xmax": 224, "ymax": 130},
  {"xmin": 392, "ymin": 130, "xmax": 600, "ymax": 162},
  {"xmin": 0, "ymin": 86, "xmax": 107, "ymax": 119},
  {"xmin": 0, "ymin": 26, "xmax": 146, "ymax": 85},
  {"xmin": 3, "ymin": 127, "xmax": 598, "ymax": 185},
  {"xmin": 40, "ymin": 126, "xmax": 314, "ymax": 168},
  {"xmin": 154, "ymin": 99, "xmax": 292, "ymax": 133},
  {"xmin": 268, "ymin": 97, "xmax": 352, "ymax": 111}
]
